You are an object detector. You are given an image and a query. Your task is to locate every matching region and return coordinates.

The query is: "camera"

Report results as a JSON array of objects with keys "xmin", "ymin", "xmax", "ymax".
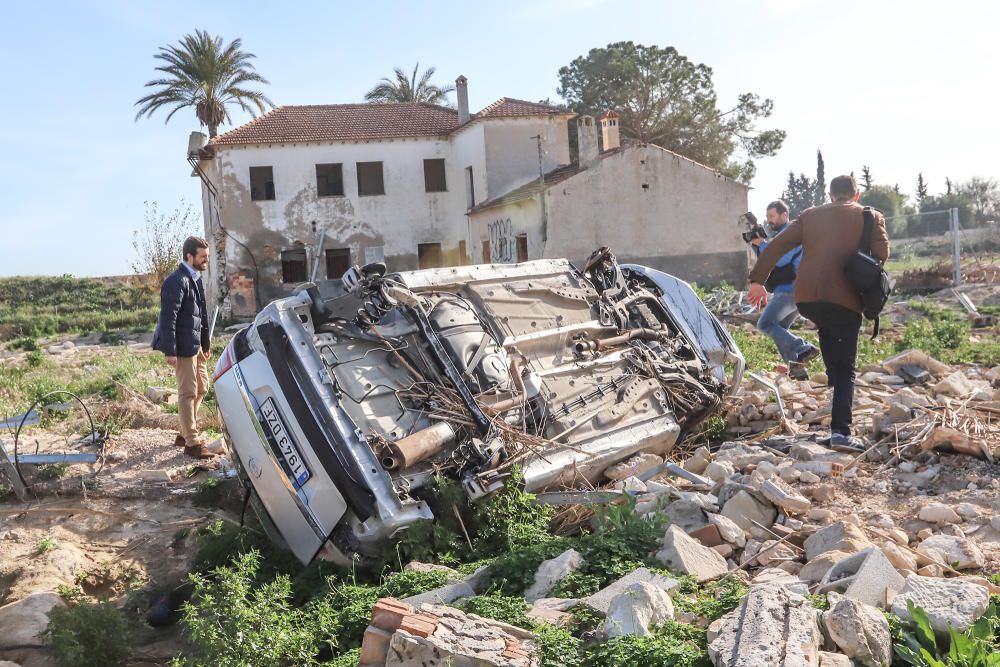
[{"xmin": 739, "ymin": 212, "xmax": 767, "ymax": 243}]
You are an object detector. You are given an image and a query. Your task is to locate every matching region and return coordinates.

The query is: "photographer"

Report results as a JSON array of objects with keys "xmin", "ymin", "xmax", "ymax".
[{"xmin": 747, "ymin": 200, "xmax": 818, "ymax": 379}]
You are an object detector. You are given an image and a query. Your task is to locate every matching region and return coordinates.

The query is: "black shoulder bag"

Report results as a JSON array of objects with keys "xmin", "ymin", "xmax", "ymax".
[{"xmin": 844, "ymin": 207, "xmax": 893, "ymax": 338}]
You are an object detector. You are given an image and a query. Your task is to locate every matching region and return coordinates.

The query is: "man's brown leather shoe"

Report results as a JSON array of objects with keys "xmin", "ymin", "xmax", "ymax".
[
  {"xmin": 174, "ymin": 435, "xmax": 186, "ymax": 447},
  {"xmin": 184, "ymin": 444, "xmax": 215, "ymax": 459}
]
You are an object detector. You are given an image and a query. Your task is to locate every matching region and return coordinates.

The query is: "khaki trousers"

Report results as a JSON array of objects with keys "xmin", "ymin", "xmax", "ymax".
[{"xmin": 176, "ymin": 354, "xmax": 209, "ymax": 440}]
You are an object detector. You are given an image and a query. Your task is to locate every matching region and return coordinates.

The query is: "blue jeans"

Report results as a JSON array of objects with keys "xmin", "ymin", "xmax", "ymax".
[{"xmin": 757, "ymin": 291, "xmax": 811, "ymax": 363}]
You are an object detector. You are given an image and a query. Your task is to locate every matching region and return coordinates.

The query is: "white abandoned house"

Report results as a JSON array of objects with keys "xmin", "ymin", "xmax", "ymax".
[{"xmin": 187, "ymin": 77, "xmax": 749, "ymax": 317}]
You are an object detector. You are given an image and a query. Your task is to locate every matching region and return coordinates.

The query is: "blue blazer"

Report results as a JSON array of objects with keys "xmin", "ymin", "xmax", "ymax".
[{"xmin": 152, "ymin": 264, "xmax": 210, "ymax": 357}]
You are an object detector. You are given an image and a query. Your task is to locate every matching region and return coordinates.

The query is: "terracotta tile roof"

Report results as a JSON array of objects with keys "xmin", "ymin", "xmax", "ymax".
[
  {"xmin": 477, "ymin": 98, "xmax": 571, "ymax": 118},
  {"xmin": 210, "ymin": 103, "xmax": 459, "ymax": 146},
  {"xmin": 210, "ymin": 98, "xmax": 573, "ymax": 147}
]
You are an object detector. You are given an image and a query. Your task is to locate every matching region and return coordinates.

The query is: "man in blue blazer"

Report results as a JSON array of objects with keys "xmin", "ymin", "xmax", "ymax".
[{"xmin": 152, "ymin": 236, "xmax": 215, "ymax": 458}]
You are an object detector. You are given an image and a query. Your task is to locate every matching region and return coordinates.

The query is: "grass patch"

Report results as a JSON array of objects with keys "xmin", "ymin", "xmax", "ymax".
[
  {"xmin": 37, "ymin": 535, "xmax": 57, "ymax": 555},
  {"xmin": 0, "ymin": 275, "xmax": 156, "ymax": 341}
]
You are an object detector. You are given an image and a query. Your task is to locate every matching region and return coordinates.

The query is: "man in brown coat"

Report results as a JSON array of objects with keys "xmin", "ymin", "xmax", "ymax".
[{"xmin": 747, "ymin": 175, "xmax": 890, "ymax": 451}]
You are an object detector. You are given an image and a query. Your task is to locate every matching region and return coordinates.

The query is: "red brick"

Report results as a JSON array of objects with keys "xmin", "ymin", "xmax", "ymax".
[
  {"xmin": 712, "ymin": 543, "xmax": 734, "ymax": 558},
  {"xmin": 358, "ymin": 625, "xmax": 393, "ymax": 664},
  {"xmin": 370, "ymin": 598, "xmax": 413, "ymax": 632},
  {"xmin": 687, "ymin": 523, "xmax": 724, "ymax": 547}
]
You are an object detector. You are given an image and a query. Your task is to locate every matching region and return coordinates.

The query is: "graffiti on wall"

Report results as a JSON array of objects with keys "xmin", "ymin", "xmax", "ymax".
[{"xmin": 488, "ymin": 217, "xmax": 517, "ymax": 263}]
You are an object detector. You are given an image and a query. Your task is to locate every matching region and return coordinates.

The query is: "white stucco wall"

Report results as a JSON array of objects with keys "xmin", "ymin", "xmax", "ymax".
[
  {"xmin": 468, "ymin": 145, "xmax": 750, "ymax": 285},
  {"xmin": 483, "ymin": 117, "xmax": 570, "ymax": 201}
]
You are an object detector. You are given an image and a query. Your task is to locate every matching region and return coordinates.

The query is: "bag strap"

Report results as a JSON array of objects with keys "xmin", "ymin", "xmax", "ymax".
[
  {"xmin": 860, "ymin": 207, "xmax": 875, "ymax": 254},
  {"xmin": 871, "ymin": 315, "xmax": 880, "ymax": 340}
]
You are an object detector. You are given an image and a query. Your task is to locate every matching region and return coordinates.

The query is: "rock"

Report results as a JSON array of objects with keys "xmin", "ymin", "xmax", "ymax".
[
  {"xmin": 955, "ymin": 503, "xmax": 980, "ymax": 520},
  {"xmin": 753, "ymin": 540, "xmax": 799, "ymax": 567},
  {"xmin": 819, "ymin": 651, "xmax": 853, "ymax": 667},
  {"xmin": 887, "ymin": 528, "xmax": 910, "ymax": 547},
  {"xmin": 0, "ymin": 592, "xmax": 66, "ymax": 649},
  {"xmin": 991, "ymin": 516, "xmax": 1000, "ymax": 532},
  {"xmin": 894, "ymin": 387, "xmax": 931, "ymax": 409},
  {"xmin": 818, "ymin": 547, "xmax": 905, "ymax": 609},
  {"xmin": 823, "ymin": 594, "xmax": 892, "ymax": 667},
  {"xmin": 887, "ymin": 402, "xmax": 912, "ymax": 422},
  {"xmin": 890, "ymin": 575, "xmax": 990, "ymax": 633},
  {"xmin": 664, "ymin": 499, "xmax": 709, "ymax": 533},
  {"xmin": 720, "ymin": 490, "xmax": 778, "ymax": 538},
  {"xmin": 918, "ymin": 502, "xmax": 960, "ymax": 525},
  {"xmin": 524, "ymin": 549, "xmax": 583, "ymax": 602},
  {"xmin": 714, "ymin": 442, "xmax": 780, "ymax": 469},
  {"xmin": 705, "ymin": 460, "xmax": 736, "ymax": 483},
  {"xmin": 604, "ymin": 452, "xmax": 663, "ymax": 481},
  {"xmin": 526, "ymin": 598, "xmax": 575, "ymax": 627},
  {"xmin": 404, "ymin": 561, "xmax": 460, "ymax": 577},
  {"xmin": 917, "ymin": 528, "xmax": 933, "ymax": 541},
  {"xmin": 752, "ymin": 568, "xmax": 810, "ymax": 595},
  {"xmin": 810, "ymin": 372, "xmax": 828, "ymax": 384},
  {"xmin": 760, "ymin": 478, "xmax": 811, "ymax": 514},
  {"xmin": 933, "ymin": 371, "xmax": 975, "ymax": 397},
  {"xmin": 707, "ymin": 585, "xmax": 820, "ymax": 666},
  {"xmin": 656, "ymin": 525, "xmax": 728, "ymax": 582},
  {"xmin": 881, "ymin": 542, "xmax": 918, "ymax": 571},
  {"xmin": 808, "ymin": 508, "xmax": 835, "ymax": 523},
  {"xmin": 613, "ymin": 476, "xmax": 647, "ymax": 493},
  {"xmin": 380, "ymin": 602, "xmax": 539, "ymax": 667},
  {"xmin": 799, "ymin": 551, "xmax": 849, "ymax": 583},
  {"xmin": 602, "ymin": 581, "xmax": 675, "ymax": 638},
  {"xmin": 916, "ymin": 534, "xmax": 985, "ymax": 570},
  {"xmin": 145, "ymin": 386, "xmax": 177, "ymax": 404},
  {"xmin": 684, "ymin": 446, "xmax": 712, "ymax": 475},
  {"xmin": 401, "ymin": 581, "xmax": 475, "ymax": 608},
  {"xmin": 804, "ymin": 522, "xmax": 872, "ymax": 562},
  {"xmin": 707, "ymin": 513, "xmax": 746, "ymax": 548},
  {"xmin": 802, "ymin": 483, "xmax": 836, "ymax": 503},
  {"xmin": 799, "ymin": 470, "xmax": 821, "ymax": 484},
  {"xmin": 583, "ymin": 568, "xmax": 680, "ymax": 615}
]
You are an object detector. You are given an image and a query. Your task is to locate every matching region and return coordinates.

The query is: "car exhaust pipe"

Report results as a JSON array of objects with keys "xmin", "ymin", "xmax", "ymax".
[
  {"xmin": 382, "ymin": 421, "xmax": 457, "ymax": 471},
  {"xmin": 573, "ymin": 328, "xmax": 662, "ymax": 354}
]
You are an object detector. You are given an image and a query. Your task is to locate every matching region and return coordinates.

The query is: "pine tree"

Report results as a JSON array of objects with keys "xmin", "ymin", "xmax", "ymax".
[
  {"xmin": 783, "ymin": 172, "xmax": 816, "ymax": 218},
  {"xmin": 814, "ymin": 150, "xmax": 826, "ymax": 205},
  {"xmin": 916, "ymin": 173, "xmax": 928, "ymax": 201},
  {"xmin": 860, "ymin": 165, "xmax": 873, "ymax": 191}
]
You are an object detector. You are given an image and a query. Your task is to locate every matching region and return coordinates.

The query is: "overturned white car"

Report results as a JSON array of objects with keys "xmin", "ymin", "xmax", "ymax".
[{"xmin": 213, "ymin": 248, "xmax": 744, "ymax": 564}]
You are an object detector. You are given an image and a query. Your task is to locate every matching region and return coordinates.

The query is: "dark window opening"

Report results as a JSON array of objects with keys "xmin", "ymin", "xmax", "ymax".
[
  {"xmin": 250, "ymin": 166, "xmax": 275, "ymax": 201},
  {"xmin": 424, "ymin": 158, "xmax": 447, "ymax": 192},
  {"xmin": 325, "ymin": 248, "xmax": 351, "ymax": 279},
  {"xmin": 417, "ymin": 242, "xmax": 443, "ymax": 269},
  {"xmin": 465, "ymin": 166, "xmax": 475, "ymax": 208},
  {"xmin": 516, "ymin": 234, "xmax": 529, "ymax": 262},
  {"xmin": 357, "ymin": 161, "xmax": 385, "ymax": 196},
  {"xmin": 281, "ymin": 247, "xmax": 307, "ymax": 283},
  {"xmin": 316, "ymin": 163, "xmax": 344, "ymax": 197}
]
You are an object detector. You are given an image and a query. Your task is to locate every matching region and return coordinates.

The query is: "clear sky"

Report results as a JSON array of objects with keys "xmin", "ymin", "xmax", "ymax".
[{"xmin": 2, "ymin": 0, "xmax": 996, "ymax": 277}]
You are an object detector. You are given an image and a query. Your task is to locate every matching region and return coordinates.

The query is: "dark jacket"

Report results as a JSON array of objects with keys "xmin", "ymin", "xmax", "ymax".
[
  {"xmin": 749, "ymin": 201, "xmax": 890, "ymax": 314},
  {"xmin": 152, "ymin": 264, "xmax": 210, "ymax": 357}
]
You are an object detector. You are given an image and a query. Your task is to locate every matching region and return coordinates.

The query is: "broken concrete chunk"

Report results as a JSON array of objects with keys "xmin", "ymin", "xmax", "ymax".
[
  {"xmin": 707, "ymin": 513, "xmax": 746, "ymax": 548},
  {"xmin": 720, "ymin": 490, "xmax": 778, "ymax": 538},
  {"xmin": 880, "ymin": 542, "xmax": 918, "ymax": 572},
  {"xmin": 145, "ymin": 385, "xmax": 177, "ymax": 404},
  {"xmin": 603, "ymin": 452, "xmax": 663, "ymax": 481},
  {"xmin": 752, "ymin": 540, "xmax": 799, "ymax": 568},
  {"xmin": 916, "ymin": 534, "xmax": 985, "ymax": 570},
  {"xmin": 918, "ymin": 502, "xmax": 960, "ymax": 525},
  {"xmin": 524, "ymin": 548, "xmax": 583, "ymax": 602},
  {"xmin": 714, "ymin": 442, "xmax": 780, "ymax": 469},
  {"xmin": 707, "ymin": 585, "xmax": 820, "ymax": 666},
  {"xmin": 683, "ymin": 446, "xmax": 711, "ymax": 475},
  {"xmin": 383, "ymin": 603, "xmax": 538, "ymax": 667},
  {"xmin": 932, "ymin": 371, "xmax": 975, "ymax": 397},
  {"xmin": 583, "ymin": 567, "xmax": 680, "ymax": 615},
  {"xmin": 526, "ymin": 597, "xmax": 575, "ymax": 627},
  {"xmin": 705, "ymin": 460, "xmax": 736, "ymax": 483},
  {"xmin": 664, "ymin": 499, "xmax": 709, "ymax": 533},
  {"xmin": 818, "ymin": 547, "xmax": 904, "ymax": 609},
  {"xmin": 403, "ymin": 561, "xmax": 460, "ymax": 577},
  {"xmin": 799, "ymin": 550, "xmax": 850, "ymax": 584},
  {"xmin": 760, "ymin": 478, "xmax": 811, "ymax": 514},
  {"xmin": 819, "ymin": 651, "xmax": 853, "ymax": 667},
  {"xmin": 601, "ymin": 581, "xmax": 675, "ymax": 638},
  {"xmin": 655, "ymin": 525, "xmax": 728, "ymax": 582},
  {"xmin": 752, "ymin": 568, "xmax": 810, "ymax": 595},
  {"xmin": 822, "ymin": 594, "xmax": 893, "ymax": 667},
  {"xmin": 803, "ymin": 521, "xmax": 871, "ymax": 562},
  {"xmin": 401, "ymin": 581, "xmax": 475, "ymax": 608},
  {"xmin": 955, "ymin": 503, "xmax": 980, "ymax": 520},
  {"xmin": 890, "ymin": 575, "xmax": 990, "ymax": 633}
]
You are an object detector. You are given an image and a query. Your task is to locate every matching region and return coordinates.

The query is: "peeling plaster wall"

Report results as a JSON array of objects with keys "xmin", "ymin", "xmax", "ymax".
[
  {"xmin": 212, "ymin": 138, "xmax": 475, "ymax": 304},
  {"xmin": 483, "ymin": 117, "xmax": 570, "ymax": 200},
  {"xmin": 468, "ymin": 145, "xmax": 750, "ymax": 286}
]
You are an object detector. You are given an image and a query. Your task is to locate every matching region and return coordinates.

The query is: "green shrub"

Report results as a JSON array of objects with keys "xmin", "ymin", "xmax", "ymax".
[
  {"xmin": 472, "ymin": 468, "xmax": 555, "ymax": 558},
  {"xmin": 891, "ymin": 600, "xmax": 1000, "ymax": 667},
  {"xmin": 324, "ymin": 648, "xmax": 361, "ymax": 667},
  {"xmin": 582, "ymin": 620, "xmax": 709, "ymax": 667},
  {"xmin": 459, "ymin": 592, "xmax": 533, "ymax": 629},
  {"xmin": 534, "ymin": 622, "xmax": 583, "ymax": 667},
  {"xmin": 672, "ymin": 576, "xmax": 749, "ymax": 622},
  {"xmin": 44, "ymin": 601, "xmax": 133, "ymax": 667},
  {"xmin": 174, "ymin": 551, "xmax": 338, "ymax": 667}
]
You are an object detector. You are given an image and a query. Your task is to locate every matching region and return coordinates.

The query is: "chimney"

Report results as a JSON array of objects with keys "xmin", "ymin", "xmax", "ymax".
[
  {"xmin": 599, "ymin": 110, "xmax": 620, "ymax": 150},
  {"xmin": 456, "ymin": 75, "xmax": 469, "ymax": 125},
  {"xmin": 577, "ymin": 115, "xmax": 599, "ymax": 165}
]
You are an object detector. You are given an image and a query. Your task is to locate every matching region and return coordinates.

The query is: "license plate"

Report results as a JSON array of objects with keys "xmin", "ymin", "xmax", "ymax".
[{"xmin": 259, "ymin": 397, "xmax": 311, "ymax": 489}]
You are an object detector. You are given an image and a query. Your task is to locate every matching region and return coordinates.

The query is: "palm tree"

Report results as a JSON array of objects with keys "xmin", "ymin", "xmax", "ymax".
[
  {"xmin": 365, "ymin": 63, "xmax": 454, "ymax": 105},
  {"xmin": 135, "ymin": 30, "xmax": 273, "ymax": 138}
]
